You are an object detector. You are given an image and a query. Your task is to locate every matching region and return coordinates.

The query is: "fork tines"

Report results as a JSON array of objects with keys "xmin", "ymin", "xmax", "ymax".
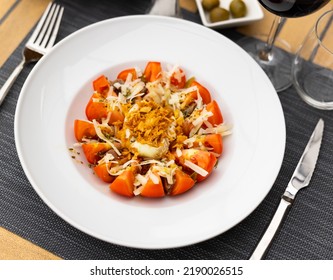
[{"xmin": 28, "ymin": 2, "xmax": 64, "ymax": 52}]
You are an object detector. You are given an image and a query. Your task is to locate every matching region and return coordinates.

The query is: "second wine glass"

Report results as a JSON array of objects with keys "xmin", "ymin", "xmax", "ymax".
[{"xmin": 238, "ymin": 0, "xmax": 330, "ymax": 92}]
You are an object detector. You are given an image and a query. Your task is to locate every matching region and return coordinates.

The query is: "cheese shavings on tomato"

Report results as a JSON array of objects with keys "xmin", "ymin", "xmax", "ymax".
[
  {"xmin": 92, "ymin": 119, "xmax": 121, "ymax": 156},
  {"xmin": 184, "ymin": 160, "xmax": 209, "ymax": 177}
]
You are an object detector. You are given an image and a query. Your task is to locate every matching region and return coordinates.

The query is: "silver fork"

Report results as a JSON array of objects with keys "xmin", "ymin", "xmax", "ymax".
[{"xmin": 0, "ymin": 2, "xmax": 64, "ymax": 106}]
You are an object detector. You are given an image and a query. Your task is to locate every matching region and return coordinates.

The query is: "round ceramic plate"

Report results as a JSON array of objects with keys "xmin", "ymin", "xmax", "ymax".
[{"xmin": 15, "ymin": 15, "xmax": 285, "ymax": 249}]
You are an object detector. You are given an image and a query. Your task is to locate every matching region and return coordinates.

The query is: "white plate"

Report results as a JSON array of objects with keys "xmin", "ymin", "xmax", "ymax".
[
  {"xmin": 15, "ymin": 15, "xmax": 285, "ymax": 249},
  {"xmin": 195, "ymin": 0, "xmax": 264, "ymax": 29}
]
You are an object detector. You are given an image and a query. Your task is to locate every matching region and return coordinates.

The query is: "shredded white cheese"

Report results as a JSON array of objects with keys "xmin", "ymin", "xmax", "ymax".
[
  {"xmin": 198, "ymin": 123, "xmax": 232, "ymax": 136},
  {"xmin": 150, "ymin": 173, "xmax": 159, "ymax": 185},
  {"xmin": 125, "ymin": 129, "xmax": 131, "ymax": 139},
  {"xmin": 97, "ymin": 153, "xmax": 115, "ymax": 165},
  {"xmin": 136, "ymin": 174, "xmax": 148, "ymax": 186},
  {"xmin": 176, "ymin": 148, "xmax": 182, "ymax": 158},
  {"xmin": 192, "ymin": 109, "xmax": 213, "ymax": 126},
  {"xmin": 92, "ymin": 119, "xmax": 121, "ymax": 156},
  {"xmin": 184, "ymin": 160, "xmax": 208, "ymax": 177}
]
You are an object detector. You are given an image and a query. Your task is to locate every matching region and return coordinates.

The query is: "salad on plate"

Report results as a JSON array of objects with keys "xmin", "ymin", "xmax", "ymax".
[{"xmin": 71, "ymin": 61, "xmax": 231, "ymax": 198}]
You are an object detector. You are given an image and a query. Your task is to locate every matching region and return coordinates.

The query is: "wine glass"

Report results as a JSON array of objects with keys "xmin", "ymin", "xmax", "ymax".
[
  {"xmin": 149, "ymin": 0, "xmax": 182, "ymax": 18},
  {"xmin": 292, "ymin": 9, "xmax": 333, "ymax": 109},
  {"xmin": 238, "ymin": 0, "xmax": 331, "ymax": 92}
]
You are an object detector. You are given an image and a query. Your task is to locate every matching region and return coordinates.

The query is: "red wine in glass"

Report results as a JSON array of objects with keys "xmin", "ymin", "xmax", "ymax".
[
  {"xmin": 259, "ymin": 0, "xmax": 330, "ymax": 18},
  {"xmin": 238, "ymin": 0, "xmax": 331, "ymax": 92}
]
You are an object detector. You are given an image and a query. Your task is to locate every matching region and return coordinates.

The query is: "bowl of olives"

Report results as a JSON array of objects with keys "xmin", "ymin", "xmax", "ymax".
[{"xmin": 195, "ymin": 0, "xmax": 263, "ymax": 28}]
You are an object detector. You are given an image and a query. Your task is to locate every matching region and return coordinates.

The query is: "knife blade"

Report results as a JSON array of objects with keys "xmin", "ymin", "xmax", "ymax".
[{"xmin": 250, "ymin": 118, "xmax": 324, "ymax": 260}]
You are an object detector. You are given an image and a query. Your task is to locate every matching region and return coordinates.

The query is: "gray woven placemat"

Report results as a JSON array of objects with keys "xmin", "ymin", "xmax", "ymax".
[{"xmin": 1, "ymin": 0, "xmax": 333, "ymax": 260}]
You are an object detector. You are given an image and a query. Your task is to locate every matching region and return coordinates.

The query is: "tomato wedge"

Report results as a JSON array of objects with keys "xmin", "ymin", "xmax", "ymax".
[
  {"xmin": 182, "ymin": 80, "xmax": 211, "ymax": 107},
  {"xmin": 170, "ymin": 169, "xmax": 195, "ymax": 196},
  {"xmin": 170, "ymin": 68, "xmax": 186, "ymax": 89},
  {"xmin": 206, "ymin": 100, "xmax": 223, "ymax": 126},
  {"xmin": 140, "ymin": 174, "xmax": 165, "ymax": 198},
  {"xmin": 74, "ymin": 119, "xmax": 97, "ymax": 142},
  {"xmin": 93, "ymin": 75, "xmax": 110, "ymax": 97},
  {"xmin": 94, "ymin": 163, "xmax": 115, "ymax": 183},
  {"xmin": 191, "ymin": 134, "xmax": 223, "ymax": 156},
  {"xmin": 204, "ymin": 134, "xmax": 223, "ymax": 156},
  {"xmin": 109, "ymin": 109, "xmax": 124, "ymax": 124},
  {"xmin": 143, "ymin": 61, "xmax": 162, "ymax": 82},
  {"xmin": 178, "ymin": 149, "xmax": 217, "ymax": 182},
  {"xmin": 117, "ymin": 68, "xmax": 137, "ymax": 81},
  {"xmin": 189, "ymin": 80, "xmax": 211, "ymax": 104},
  {"xmin": 109, "ymin": 170, "xmax": 135, "ymax": 197},
  {"xmin": 85, "ymin": 92, "xmax": 124, "ymax": 124},
  {"xmin": 85, "ymin": 92, "xmax": 108, "ymax": 122},
  {"xmin": 82, "ymin": 142, "xmax": 111, "ymax": 164}
]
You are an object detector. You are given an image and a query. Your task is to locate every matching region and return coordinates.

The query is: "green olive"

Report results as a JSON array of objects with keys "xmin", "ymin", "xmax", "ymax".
[
  {"xmin": 229, "ymin": 0, "xmax": 247, "ymax": 18},
  {"xmin": 202, "ymin": 0, "xmax": 220, "ymax": 11},
  {"xmin": 209, "ymin": 7, "xmax": 230, "ymax": 22}
]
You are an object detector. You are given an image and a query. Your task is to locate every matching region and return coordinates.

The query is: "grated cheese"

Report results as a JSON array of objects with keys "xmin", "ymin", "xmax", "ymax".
[
  {"xmin": 148, "ymin": 171, "xmax": 159, "ymax": 185},
  {"xmin": 184, "ymin": 160, "xmax": 208, "ymax": 177},
  {"xmin": 176, "ymin": 148, "xmax": 182, "ymax": 158},
  {"xmin": 136, "ymin": 174, "xmax": 148, "ymax": 185},
  {"xmin": 133, "ymin": 186, "xmax": 144, "ymax": 196},
  {"xmin": 98, "ymin": 153, "xmax": 115, "ymax": 165},
  {"xmin": 92, "ymin": 119, "xmax": 121, "ymax": 156},
  {"xmin": 192, "ymin": 109, "xmax": 213, "ymax": 126},
  {"xmin": 198, "ymin": 123, "xmax": 232, "ymax": 136}
]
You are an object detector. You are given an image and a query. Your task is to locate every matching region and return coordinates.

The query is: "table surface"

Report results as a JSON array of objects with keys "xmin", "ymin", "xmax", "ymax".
[{"xmin": 1, "ymin": 0, "xmax": 333, "ymax": 260}]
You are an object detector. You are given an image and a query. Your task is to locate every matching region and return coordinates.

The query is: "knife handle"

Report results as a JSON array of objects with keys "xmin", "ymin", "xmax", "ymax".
[{"xmin": 249, "ymin": 197, "xmax": 292, "ymax": 260}]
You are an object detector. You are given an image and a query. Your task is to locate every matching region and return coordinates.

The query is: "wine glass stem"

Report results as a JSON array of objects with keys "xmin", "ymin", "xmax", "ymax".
[
  {"xmin": 175, "ymin": 0, "xmax": 182, "ymax": 18},
  {"xmin": 259, "ymin": 16, "xmax": 286, "ymax": 61}
]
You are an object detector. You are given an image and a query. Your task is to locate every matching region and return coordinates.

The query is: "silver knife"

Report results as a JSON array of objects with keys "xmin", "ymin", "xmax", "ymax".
[{"xmin": 250, "ymin": 118, "xmax": 324, "ymax": 260}]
